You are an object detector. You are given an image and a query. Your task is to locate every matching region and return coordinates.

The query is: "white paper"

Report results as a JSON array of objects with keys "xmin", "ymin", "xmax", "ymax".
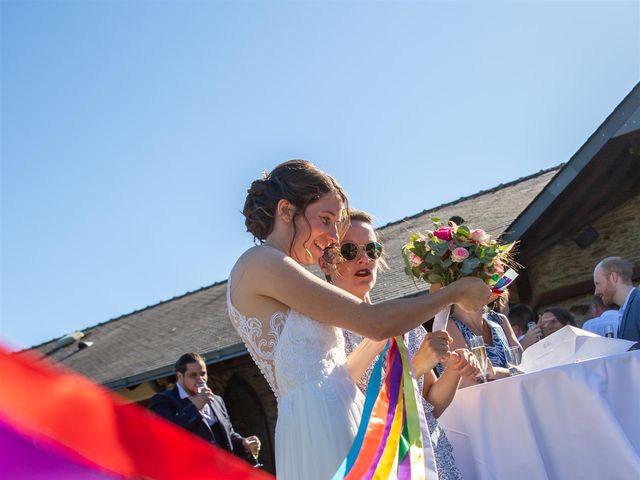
[
  {"xmin": 519, "ymin": 325, "xmax": 634, "ymax": 373},
  {"xmin": 433, "ymin": 308, "xmax": 450, "ymax": 332}
]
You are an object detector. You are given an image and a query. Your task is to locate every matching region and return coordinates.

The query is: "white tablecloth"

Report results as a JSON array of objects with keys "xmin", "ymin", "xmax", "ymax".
[{"xmin": 438, "ymin": 351, "xmax": 640, "ymax": 480}]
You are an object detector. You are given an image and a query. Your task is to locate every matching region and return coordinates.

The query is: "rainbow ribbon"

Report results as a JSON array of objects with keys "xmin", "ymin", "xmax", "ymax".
[
  {"xmin": 332, "ymin": 337, "xmax": 435, "ymax": 479},
  {"xmin": 0, "ymin": 344, "xmax": 272, "ymax": 480}
]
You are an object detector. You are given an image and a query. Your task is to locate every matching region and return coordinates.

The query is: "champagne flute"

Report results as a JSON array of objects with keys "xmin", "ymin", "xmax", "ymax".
[
  {"xmin": 246, "ymin": 438, "xmax": 262, "ymax": 468},
  {"xmin": 505, "ymin": 345, "xmax": 523, "ymax": 376},
  {"xmin": 469, "ymin": 335, "xmax": 488, "ymax": 383}
]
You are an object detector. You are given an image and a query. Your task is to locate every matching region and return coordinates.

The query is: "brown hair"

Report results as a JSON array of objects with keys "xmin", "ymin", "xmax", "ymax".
[
  {"xmin": 176, "ymin": 352, "xmax": 205, "ymax": 375},
  {"xmin": 243, "ymin": 160, "xmax": 349, "ymax": 253},
  {"xmin": 541, "ymin": 307, "xmax": 576, "ymax": 327},
  {"xmin": 508, "ymin": 303, "xmax": 536, "ymax": 331},
  {"xmin": 348, "ymin": 208, "xmax": 373, "ymax": 224}
]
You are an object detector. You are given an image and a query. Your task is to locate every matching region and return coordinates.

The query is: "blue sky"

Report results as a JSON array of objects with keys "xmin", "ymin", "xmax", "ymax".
[{"xmin": 1, "ymin": 0, "xmax": 638, "ymax": 349}]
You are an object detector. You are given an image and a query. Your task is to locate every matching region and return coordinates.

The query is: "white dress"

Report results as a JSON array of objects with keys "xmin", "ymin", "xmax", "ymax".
[{"xmin": 227, "ymin": 283, "xmax": 364, "ymax": 480}]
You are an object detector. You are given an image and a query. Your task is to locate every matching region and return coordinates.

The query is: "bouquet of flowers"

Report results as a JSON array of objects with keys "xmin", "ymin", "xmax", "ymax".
[{"xmin": 402, "ymin": 218, "xmax": 518, "ymax": 293}]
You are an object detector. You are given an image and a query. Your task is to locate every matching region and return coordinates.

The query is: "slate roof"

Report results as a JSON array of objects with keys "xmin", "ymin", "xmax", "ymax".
[
  {"xmin": 28, "ymin": 167, "xmax": 560, "ymax": 388},
  {"xmin": 370, "ymin": 168, "xmax": 559, "ymax": 303}
]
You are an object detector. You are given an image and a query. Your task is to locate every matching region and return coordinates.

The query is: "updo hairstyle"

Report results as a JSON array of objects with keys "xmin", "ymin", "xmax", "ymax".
[{"xmin": 243, "ymin": 159, "xmax": 348, "ymax": 243}]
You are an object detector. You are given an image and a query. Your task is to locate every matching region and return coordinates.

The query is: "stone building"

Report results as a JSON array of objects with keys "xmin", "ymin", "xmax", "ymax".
[{"xmin": 27, "ymin": 83, "xmax": 640, "ymax": 475}]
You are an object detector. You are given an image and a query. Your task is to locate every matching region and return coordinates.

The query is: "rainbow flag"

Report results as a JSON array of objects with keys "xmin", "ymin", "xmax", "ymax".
[
  {"xmin": 332, "ymin": 337, "xmax": 437, "ymax": 480},
  {"xmin": 0, "ymin": 344, "xmax": 272, "ymax": 480}
]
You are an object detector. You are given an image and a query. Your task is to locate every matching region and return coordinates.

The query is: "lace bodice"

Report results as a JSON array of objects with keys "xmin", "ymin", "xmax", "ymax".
[{"xmin": 227, "ymin": 283, "xmax": 348, "ymax": 400}]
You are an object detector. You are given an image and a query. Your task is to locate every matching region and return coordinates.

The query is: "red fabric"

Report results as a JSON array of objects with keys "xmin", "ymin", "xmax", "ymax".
[{"xmin": 0, "ymin": 344, "xmax": 273, "ymax": 480}]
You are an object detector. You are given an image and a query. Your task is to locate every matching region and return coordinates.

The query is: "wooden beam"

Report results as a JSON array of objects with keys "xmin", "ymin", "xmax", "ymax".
[
  {"xmin": 535, "ymin": 266, "xmax": 640, "ymax": 307},
  {"xmin": 515, "ymin": 269, "xmax": 533, "ymax": 305}
]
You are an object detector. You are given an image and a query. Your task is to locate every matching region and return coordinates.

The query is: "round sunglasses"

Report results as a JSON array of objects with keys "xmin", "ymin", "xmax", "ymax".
[{"xmin": 340, "ymin": 241, "xmax": 383, "ymax": 261}]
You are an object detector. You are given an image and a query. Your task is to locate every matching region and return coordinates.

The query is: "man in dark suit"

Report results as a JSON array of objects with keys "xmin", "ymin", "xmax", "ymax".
[
  {"xmin": 594, "ymin": 257, "xmax": 639, "ymax": 342},
  {"xmin": 148, "ymin": 352, "xmax": 260, "ymax": 462}
]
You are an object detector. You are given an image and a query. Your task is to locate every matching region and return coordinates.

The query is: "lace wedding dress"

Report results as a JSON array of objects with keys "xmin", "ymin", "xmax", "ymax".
[{"xmin": 227, "ymin": 283, "xmax": 364, "ymax": 480}]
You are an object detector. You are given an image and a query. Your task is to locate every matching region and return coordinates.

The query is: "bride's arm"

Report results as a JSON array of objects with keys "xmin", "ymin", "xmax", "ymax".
[
  {"xmin": 346, "ymin": 338, "xmax": 387, "ymax": 384},
  {"xmin": 233, "ymin": 247, "xmax": 490, "ymax": 341}
]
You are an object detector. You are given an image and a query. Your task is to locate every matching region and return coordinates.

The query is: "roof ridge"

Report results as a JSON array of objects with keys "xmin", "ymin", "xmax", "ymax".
[
  {"xmin": 26, "ymin": 279, "xmax": 229, "ymax": 351},
  {"xmin": 378, "ymin": 164, "xmax": 564, "ymax": 230}
]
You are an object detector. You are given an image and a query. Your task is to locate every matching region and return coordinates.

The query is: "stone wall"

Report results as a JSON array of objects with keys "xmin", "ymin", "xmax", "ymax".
[{"xmin": 525, "ymin": 193, "xmax": 640, "ymax": 324}]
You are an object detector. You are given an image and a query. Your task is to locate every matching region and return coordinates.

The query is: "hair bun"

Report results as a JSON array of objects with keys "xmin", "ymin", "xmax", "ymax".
[
  {"xmin": 243, "ymin": 178, "xmax": 275, "ymax": 241},
  {"xmin": 242, "ymin": 159, "xmax": 348, "ymax": 244}
]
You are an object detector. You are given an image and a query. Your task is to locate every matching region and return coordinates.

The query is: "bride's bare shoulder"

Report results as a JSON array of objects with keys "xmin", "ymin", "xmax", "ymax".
[{"xmin": 231, "ymin": 245, "xmax": 288, "ymax": 278}]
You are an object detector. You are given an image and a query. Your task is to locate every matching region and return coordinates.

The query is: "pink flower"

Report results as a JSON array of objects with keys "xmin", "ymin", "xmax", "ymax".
[
  {"xmin": 433, "ymin": 227, "xmax": 453, "ymax": 241},
  {"xmin": 409, "ymin": 252, "xmax": 423, "ymax": 267},
  {"xmin": 451, "ymin": 247, "xmax": 469, "ymax": 263},
  {"xmin": 471, "ymin": 229, "xmax": 488, "ymax": 243}
]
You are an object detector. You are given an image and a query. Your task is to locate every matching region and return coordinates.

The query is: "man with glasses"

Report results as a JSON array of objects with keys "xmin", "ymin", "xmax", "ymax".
[
  {"xmin": 148, "ymin": 352, "xmax": 260, "ymax": 462},
  {"xmin": 593, "ymin": 257, "xmax": 639, "ymax": 342}
]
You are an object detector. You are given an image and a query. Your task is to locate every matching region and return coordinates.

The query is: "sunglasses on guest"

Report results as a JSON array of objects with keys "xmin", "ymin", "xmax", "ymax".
[{"xmin": 340, "ymin": 242, "xmax": 383, "ymax": 261}]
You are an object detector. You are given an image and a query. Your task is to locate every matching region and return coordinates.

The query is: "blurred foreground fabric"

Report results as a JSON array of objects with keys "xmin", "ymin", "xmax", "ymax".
[{"xmin": 0, "ymin": 344, "xmax": 272, "ymax": 480}]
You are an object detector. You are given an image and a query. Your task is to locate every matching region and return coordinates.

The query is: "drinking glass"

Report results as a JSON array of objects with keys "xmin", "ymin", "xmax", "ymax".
[
  {"xmin": 604, "ymin": 324, "xmax": 615, "ymax": 338},
  {"xmin": 469, "ymin": 335, "xmax": 488, "ymax": 383},
  {"xmin": 505, "ymin": 345, "xmax": 523, "ymax": 376},
  {"xmin": 246, "ymin": 439, "xmax": 263, "ymax": 468},
  {"xmin": 252, "ymin": 450, "xmax": 263, "ymax": 469}
]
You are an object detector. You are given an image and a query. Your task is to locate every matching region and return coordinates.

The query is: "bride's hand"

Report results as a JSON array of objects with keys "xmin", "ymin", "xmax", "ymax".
[{"xmin": 449, "ymin": 277, "xmax": 492, "ymax": 311}]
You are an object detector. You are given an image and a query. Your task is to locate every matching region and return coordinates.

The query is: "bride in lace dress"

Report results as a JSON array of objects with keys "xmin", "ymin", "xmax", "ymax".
[{"xmin": 227, "ymin": 160, "xmax": 490, "ymax": 480}]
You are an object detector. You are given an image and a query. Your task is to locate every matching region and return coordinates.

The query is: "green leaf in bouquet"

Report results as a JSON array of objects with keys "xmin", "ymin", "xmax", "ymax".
[
  {"xmin": 466, "ymin": 257, "xmax": 481, "ymax": 270},
  {"xmin": 402, "ymin": 251, "xmax": 412, "ymax": 272},
  {"xmin": 436, "ymin": 241, "xmax": 449, "ymax": 253},
  {"xmin": 441, "ymin": 258, "xmax": 452, "ymax": 268},
  {"xmin": 409, "ymin": 233, "xmax": 427, "ymax": 245},
  {"xmin": 456, "ymin": 225, "xmax": 471, "ymax": 238},
  {"xmin": 417, "ymin": 243, "xmax": 430, "ymax": 258},
  {"xmin": 430, "ymin": 263, "xmax": 444, "ymax": 274},
  {"xmin": 460, "ymin": 259, "xmax": 473, "ymax": 275},
  {"xmin": 427, "ymin": 273, "xmax": 444, "ymax": 284},
  {"xmin": 500, "ymin": 242, "xmax": 515, "ymax": 254},
  {"xmin": 431, "ymin": 217, "xmax": 441, "ymax": 225}
]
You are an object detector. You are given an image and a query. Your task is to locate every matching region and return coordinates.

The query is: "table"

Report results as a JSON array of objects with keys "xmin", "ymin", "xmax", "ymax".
[{"xmin": 438, "ymin": 351, "xmax": 640, "ymax": 479}]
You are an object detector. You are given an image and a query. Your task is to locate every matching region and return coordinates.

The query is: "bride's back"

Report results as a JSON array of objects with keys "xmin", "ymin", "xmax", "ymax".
[{"xmin": 228, "ymin": 245, "xmax": 292, "ymax": 322}]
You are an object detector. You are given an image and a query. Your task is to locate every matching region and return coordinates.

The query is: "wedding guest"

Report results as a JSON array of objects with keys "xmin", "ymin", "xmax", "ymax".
[
  {"xmin": 445, "ymin": 302, "xmax": 521, "ymax": 387},
  {"xmin": 538, "ymin": 307, "xmax": 576, "ymax": 338},
  {"xmin": 148, "ymin": 353, "xmax": 259, "ymax": 462},
  {"xmin": 593, "ymin": 256, "xmax": 639, "ymax": 342},
  {"xmin": 320, "ymin": 209, "xmax": 479, "ymax": 480},
  {"xmin": 508, "ymin": 303, "xmax": 542, "ymax": 349},
  {"xmin": 228, "ymin": 159, "xmax": 491, "ymax": 480},
  {"xmin": 581, "ymin": 295, "xmax": 620, "ymax": 337}
]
